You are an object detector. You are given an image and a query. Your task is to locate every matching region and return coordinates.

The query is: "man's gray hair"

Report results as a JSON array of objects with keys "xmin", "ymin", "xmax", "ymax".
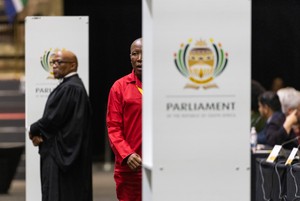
[{"xmin": 277, "ymin": 87, "xmax": 300, "ymax": 114}]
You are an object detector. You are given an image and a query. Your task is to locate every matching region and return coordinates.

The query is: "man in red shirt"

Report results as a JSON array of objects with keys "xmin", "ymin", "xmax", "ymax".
[{"xmin": 106, "ymin": 38, "xmax": 142, "ymax": 201}]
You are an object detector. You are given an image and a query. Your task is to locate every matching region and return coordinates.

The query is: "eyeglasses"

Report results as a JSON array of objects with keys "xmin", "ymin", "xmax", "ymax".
[{"xmin": 49, "ymin": 60, "xmax": 74, "ymax": 66}]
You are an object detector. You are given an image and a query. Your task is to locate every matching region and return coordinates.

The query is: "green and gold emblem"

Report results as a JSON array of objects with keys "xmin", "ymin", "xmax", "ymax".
[{"xmin": 174, "ymin": 38, "xmax": 228, "ymax": 89}]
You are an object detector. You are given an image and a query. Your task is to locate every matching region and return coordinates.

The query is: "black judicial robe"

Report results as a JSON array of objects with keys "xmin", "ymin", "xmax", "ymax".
[{"xmin": 30, "ymin": 75, "xmax": 93, "ymax": 201}]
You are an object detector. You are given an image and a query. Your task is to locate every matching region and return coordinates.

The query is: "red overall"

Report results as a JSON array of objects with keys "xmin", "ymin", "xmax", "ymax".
[{"xmin": 106, "ymin": 71, "xmax": 142, "ymax": 201}]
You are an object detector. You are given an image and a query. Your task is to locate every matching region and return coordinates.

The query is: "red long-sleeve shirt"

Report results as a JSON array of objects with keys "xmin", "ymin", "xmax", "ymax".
[{"xmin": 106, "ymin": 71, "xmax": 142, "ymax": 172}]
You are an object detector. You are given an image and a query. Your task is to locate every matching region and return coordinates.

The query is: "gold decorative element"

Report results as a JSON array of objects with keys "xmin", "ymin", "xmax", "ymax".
[{"xmin": 195, "ymin": 40, "xmax": 207, "ymax": 47}]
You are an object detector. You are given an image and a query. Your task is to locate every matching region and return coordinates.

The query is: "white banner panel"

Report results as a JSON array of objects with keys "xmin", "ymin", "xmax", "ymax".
[
  {"xmin": 25, "ymin": 16, "xmax": 89, "ymax": 201},
  {"xmin": 143, "ymin": 0, "xmax": 250, "ymax": 200}
]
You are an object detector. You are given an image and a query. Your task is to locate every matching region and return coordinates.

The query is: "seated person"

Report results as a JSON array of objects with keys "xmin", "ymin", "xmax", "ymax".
[
  {"xmin": 257, "ymin": 91, "xmax": 298, "ymax": 150},
  {"xmin": 251, "ymin": 80, "xmax": 266, "ymax": 132},
  {"xmin": 277, "ymin": 87, "xmax": 300, "ymax": 144}
]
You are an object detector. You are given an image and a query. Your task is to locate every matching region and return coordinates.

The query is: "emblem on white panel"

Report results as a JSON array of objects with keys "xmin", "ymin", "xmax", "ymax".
[{"xmin": 174, "ymin": 38, "xmax": 228, "ymax": 89}]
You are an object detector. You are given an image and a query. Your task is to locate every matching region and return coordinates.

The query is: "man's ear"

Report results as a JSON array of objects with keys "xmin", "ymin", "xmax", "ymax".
[{"xmin": 70, "ymin": 63, "xmax": 77, "ymax": 71}]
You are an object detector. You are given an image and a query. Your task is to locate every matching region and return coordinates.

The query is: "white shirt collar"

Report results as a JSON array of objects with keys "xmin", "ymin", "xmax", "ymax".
[
  {"xmin": 64, "ymin": 72, "xmax": 78, "ymax": 78},
  {"xmin": 58, "ymin": 72, "xmax": 78, "ymax": 83}
]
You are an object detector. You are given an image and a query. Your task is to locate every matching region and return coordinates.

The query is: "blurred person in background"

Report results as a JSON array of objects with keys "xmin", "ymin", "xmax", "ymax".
[
  {"xmin": 251, "ymin": 80, "xmax": 266, "ymax": 132},
  {"xmin": 271, "ymin": 76, "xmax": 285, "ymax": 93},
  {"xmin": 257, "ymin": 91, "xmax": 298, "ymax": 149},
  {"xmin": 277, "ymin": 87, "xmax": 300, "ymax": 144}
]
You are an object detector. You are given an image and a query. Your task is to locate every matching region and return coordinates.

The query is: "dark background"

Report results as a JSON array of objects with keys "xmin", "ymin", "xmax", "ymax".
[
  {"xmin": 252, "ymin": 0, "xmax": 300, "ymax": 90},
  {"xmin": 64, "ymin": 0, "xmax": 300, "ymax": 160}
]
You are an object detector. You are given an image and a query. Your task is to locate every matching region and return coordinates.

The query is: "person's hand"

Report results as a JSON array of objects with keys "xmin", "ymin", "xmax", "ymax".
[
  {"xmin": 284, "ymin": 109, "xmax": 298, "ymax": 134},
  {"xmin": 127, "ymin": 153, "xmax": 142, "ymax": 171},
  {"xmin": 287, "ymin": 109, "xmax": 298, "ymax": 125},
  {"xmin": 31, "ymin": 136, "xmax": 43, "ymax": 146}
]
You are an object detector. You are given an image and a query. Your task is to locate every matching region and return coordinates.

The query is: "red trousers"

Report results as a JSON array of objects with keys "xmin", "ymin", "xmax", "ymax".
[{"xmin": 114, "ymin": 171, "xmax": 142, "ymax": 201}]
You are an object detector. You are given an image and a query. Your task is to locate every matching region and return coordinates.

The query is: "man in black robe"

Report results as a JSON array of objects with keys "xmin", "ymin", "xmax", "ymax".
[{"xmin": 29, "ymin": 50, "xmax": 93, "ymax": 201}]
